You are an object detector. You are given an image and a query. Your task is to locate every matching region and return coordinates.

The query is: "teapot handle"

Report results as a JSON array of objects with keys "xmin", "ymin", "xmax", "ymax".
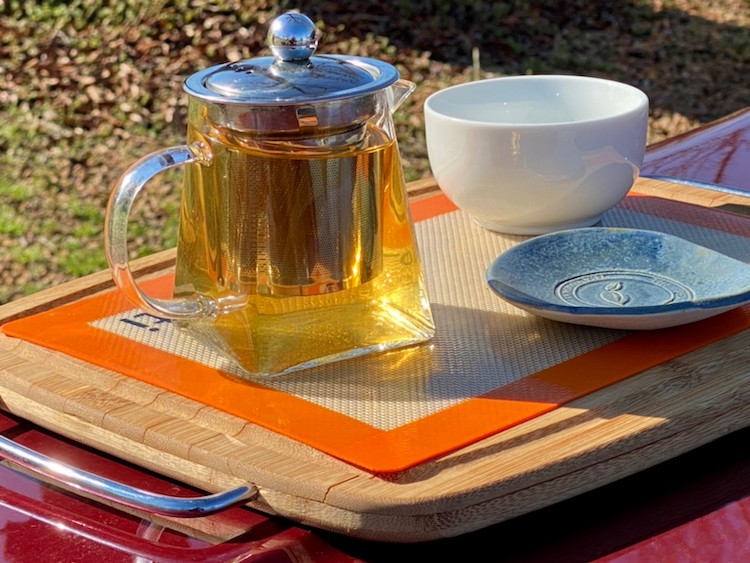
[{"xmin": 104, "ymin": 144, "xmax": 218, "ymax": 320}]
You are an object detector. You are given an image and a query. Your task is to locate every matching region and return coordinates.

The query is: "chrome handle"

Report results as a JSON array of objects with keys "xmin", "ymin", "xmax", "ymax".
[
  {"xmin": 0, "ymin": 435, "xmax": 257, "ymax": 517},
  {"xmin": 640, "ymin": 173, "xmax": 750, "ymax": 199}
]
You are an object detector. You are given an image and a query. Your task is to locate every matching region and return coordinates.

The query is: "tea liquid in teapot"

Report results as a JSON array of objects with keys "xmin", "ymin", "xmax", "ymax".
[{"xmin": 174, "ymin": 114, "xmax": 434, "ymax": 375}]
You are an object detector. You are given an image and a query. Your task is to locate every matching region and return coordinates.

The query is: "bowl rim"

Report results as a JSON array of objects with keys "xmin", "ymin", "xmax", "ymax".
[{"xmin": 424, "ymin": 74, "xmax": 649, "ymax": 128}]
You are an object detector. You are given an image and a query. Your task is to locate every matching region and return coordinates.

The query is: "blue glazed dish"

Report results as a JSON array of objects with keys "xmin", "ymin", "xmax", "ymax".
[{"xmin": 486, "ymin": 227, "xmax": 750, "ymax": 330}]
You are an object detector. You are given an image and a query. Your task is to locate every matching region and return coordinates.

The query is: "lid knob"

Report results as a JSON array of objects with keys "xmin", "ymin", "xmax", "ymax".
[{"xmin": 268, "ymin": 12, "xmax": 318, "ymax": 62}]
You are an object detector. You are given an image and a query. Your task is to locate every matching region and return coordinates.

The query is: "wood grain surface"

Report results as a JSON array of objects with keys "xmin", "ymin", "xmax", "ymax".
[{"xmin": 0, "ymin": 177, "xmax": 748, "ymax": 543}]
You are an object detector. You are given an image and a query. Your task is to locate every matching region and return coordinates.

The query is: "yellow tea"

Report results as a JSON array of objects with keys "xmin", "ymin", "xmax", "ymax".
[{"xmin": 173, "ymin": 120, "xmax": 435, "ymax": 376}]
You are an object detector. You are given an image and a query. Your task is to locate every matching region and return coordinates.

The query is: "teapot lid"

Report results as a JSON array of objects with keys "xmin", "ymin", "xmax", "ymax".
[{"xmin": 183, "ymin": 12, "xmax": 399, "ymax": 105}]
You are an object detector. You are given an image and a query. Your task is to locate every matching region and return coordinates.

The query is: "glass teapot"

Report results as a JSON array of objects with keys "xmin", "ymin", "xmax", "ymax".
[{"xmin": 104, "ymin": 12, "xmax": 435, "ymax": 377}]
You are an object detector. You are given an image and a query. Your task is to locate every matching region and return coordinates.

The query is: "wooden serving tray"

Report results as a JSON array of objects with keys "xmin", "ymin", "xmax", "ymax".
[{"xmin": 1, "ymin": 177, "xmax": 749, "ymax": 543}]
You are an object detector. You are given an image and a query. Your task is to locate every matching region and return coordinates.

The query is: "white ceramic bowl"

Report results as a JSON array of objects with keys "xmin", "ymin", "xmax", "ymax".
[{"xmin": 424, "ymin": 75, "xmax": 649, "ymax": 234}]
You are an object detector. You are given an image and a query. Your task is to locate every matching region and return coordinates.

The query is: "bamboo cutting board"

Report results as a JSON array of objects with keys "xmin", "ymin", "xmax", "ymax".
[{"xmin": 1, "ymin": 177, "xmax": 749, "ymax": 543}]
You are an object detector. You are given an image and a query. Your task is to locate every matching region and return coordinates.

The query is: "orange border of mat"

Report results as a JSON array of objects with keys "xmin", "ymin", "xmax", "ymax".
[{"xmin": 4, "ymin": 192, "xmax": 750, "ymax": 473}]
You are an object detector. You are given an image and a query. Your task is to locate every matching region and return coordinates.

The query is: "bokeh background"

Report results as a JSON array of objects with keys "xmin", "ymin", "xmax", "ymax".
[{"xmin": 1, "ymin": 0, "xmax": 748, "ymax": 303}]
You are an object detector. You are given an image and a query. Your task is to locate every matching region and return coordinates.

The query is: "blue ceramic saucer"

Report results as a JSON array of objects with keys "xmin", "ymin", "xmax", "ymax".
[{"xmin": 486, "ymin": 227, "xmax": 750, "ymax": 330}]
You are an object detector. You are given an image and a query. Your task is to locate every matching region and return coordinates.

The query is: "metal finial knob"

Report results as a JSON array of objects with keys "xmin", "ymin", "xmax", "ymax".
[{"xmin": 268, "ymin": 12, "xmax": 318, "ymax": 62}]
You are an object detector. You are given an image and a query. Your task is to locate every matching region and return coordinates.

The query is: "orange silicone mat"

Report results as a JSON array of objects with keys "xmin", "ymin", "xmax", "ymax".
[{"xmin": 4, "ymin": 191, "xmax": 750, "ymax": 473}]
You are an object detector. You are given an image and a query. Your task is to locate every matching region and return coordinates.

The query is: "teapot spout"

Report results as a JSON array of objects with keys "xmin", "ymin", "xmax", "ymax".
[{"xmin": 389, "ymin": 79, "xmax": 416, "ymax": 113}]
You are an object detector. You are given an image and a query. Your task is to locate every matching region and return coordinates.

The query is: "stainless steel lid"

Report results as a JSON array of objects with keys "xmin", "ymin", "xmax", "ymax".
[{"xmin": 182, "ymin": 12, "xmax": 399, "ymax": 134}]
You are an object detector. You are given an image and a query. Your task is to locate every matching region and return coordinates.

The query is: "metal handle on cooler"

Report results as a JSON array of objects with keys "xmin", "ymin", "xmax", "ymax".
[{"xmin": 0, "ymin": 435, "xmax": 257, "ymax": 517}]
